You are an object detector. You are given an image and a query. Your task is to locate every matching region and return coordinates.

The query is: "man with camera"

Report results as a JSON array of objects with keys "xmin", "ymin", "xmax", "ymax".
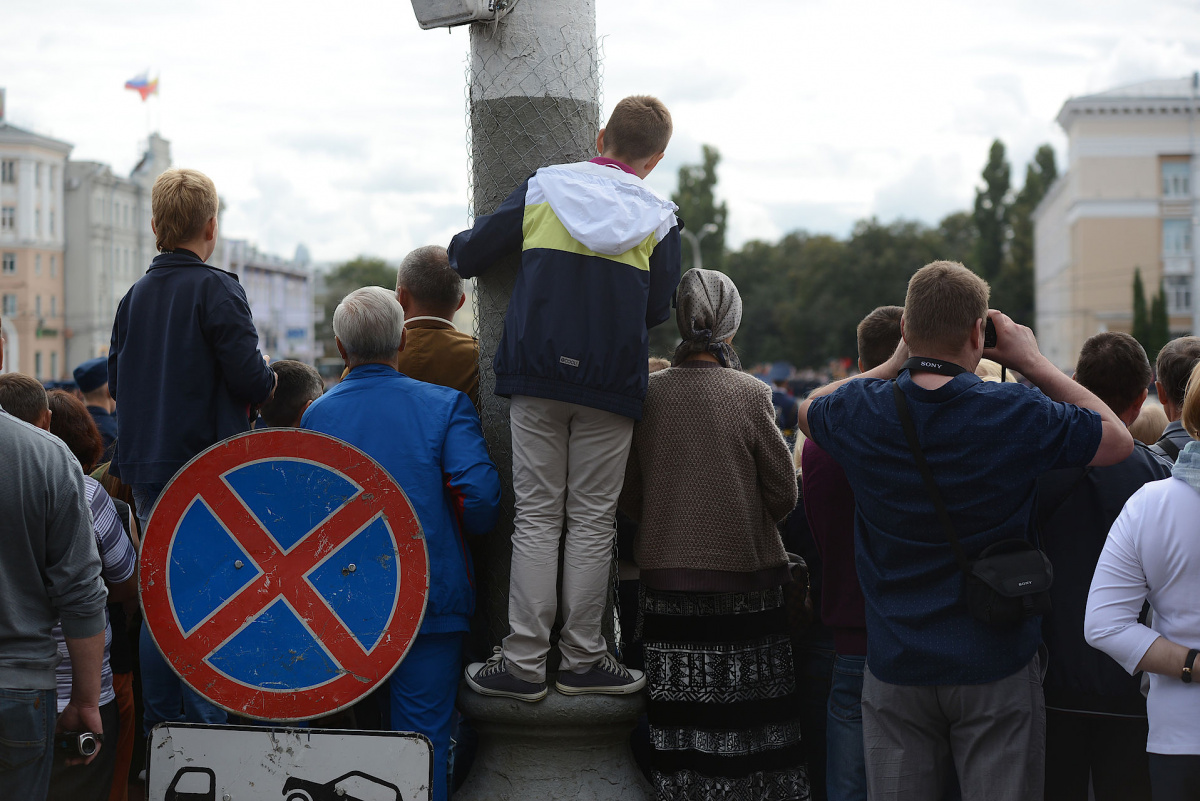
[{"xmin": 796, "ymin": 261, "xmax": 1132, "ymax": 801}]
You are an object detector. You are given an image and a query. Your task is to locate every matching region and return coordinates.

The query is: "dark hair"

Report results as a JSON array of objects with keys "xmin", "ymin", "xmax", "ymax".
[
  {"xmin": 0, "ymin": 373, "xmax": 49, "ymax": 425},
  {"xmin": 1075, "ymin": 332, "xmax": 1151, "ymax": 415},
  {"xmin": 857, "ymin": 305, "xmax": 904, "ymax": 371},
  {"xmin": 47, "ymin": 390, "xmax": 104, "ymax": 472},
  {"xmin": 604, "ymin": 96, "xmax": 672, "ymax": 161},
  {"xmin": 1156, "ymin": 336, "xmax": 1200, "ymax": 409},
  {"xmin": 396, "ymin": 246, "xmax": 462, "ymax": 314},
  {"xmin": 259, "ymin": 360, "xmax": 323, "ymax": 428}
]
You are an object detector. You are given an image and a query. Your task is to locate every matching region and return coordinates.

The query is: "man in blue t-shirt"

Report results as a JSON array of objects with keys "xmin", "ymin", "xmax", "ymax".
[{"xmin": 797, "ymin": 261, "xmax": 1133, "ymax": 801}]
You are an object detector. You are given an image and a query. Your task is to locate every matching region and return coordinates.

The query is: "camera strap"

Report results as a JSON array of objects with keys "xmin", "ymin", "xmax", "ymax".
[
  {"xmin": 902, "ymin": 357, "xmax": 968, "ymax": 377},
  {"xmin": 892, "ymin": 380, "xmax": 973, "ymax": 574}
]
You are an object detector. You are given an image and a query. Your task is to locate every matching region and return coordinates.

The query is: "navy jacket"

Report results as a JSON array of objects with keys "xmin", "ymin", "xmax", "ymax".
[
  {"xmin": 108, "ymin": 250, "xmax": 275, "ymax": 485},
  {"xmin": 301, "ymin": 365, "xmax": 501, "ymax": 634},
  {"xmin": 1038, "ymin": 441, "xmax": 1173, "ymax": 715},
  {"xmin": 449, "ymin": 160, "xmax": 681, "ymax": 420}
]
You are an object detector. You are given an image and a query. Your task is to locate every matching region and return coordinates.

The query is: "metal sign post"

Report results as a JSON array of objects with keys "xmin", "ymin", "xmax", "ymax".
[
  {"xmin": 147, "ymin": 724, "xmax": 433, "ymax": 801},
  {"xmin": 140, "ymin": 429, "xmax": 430, "ymax": 721}
]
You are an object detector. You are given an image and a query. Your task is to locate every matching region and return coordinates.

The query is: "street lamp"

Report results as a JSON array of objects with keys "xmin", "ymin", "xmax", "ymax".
[{"xmin": 680, "ymin": 222, "xmax": 719, "ymax": 272}]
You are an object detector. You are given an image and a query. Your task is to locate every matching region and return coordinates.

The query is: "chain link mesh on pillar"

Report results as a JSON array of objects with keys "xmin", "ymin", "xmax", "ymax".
[{"xmin": 461, "ymin": 0, "xmax": 614, "ymax": 662}]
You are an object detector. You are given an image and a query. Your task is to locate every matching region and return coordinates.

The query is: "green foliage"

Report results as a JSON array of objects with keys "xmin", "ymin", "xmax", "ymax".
[
  {"xmin": 999, "ymin": 145, "xmax": 1057, "ymax": 326},
  {"xmin": 972, "ymin": 140, "xmax": 1011, "ymax": 285},
  {"xmin": 1149, "ymin": 282, "xmax": 1171, "ymax": 361},
  {"xmin": 1132, "ymin": 268, "xmax": 1149, "ymax": 348},
  {"xmin": 317, "ymin": 255, "xmax": 396, "ymax": 356}
]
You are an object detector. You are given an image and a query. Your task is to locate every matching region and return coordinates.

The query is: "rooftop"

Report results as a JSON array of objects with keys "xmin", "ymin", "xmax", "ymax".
[
  {"xmin": 1057, "ymin": 74, "xmax": 1200, "ymax": 131},
  {"xmin": 0, "ymin": 121, "xmax": 73, "ymax": 154}
]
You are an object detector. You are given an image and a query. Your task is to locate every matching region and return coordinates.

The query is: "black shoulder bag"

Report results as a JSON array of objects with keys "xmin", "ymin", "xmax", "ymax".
[{"xmin": 892, "ymin": 364, "xmax": 1053, "ymax": 627}]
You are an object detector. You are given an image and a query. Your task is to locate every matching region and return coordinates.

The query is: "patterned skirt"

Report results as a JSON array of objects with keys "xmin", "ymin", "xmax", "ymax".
[{"xmin": 639, "ymin": 585, "xmax": 810, "ymax": 801}]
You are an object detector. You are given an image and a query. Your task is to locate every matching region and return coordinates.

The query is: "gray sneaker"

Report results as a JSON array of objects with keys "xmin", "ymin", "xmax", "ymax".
[
  {"xmin": 464, "ymin": 647, "xmax": 547, "ymax": 702},
  {"xmin": 555, "ymin": 653, "xmax": 646, "ymax": 696}
]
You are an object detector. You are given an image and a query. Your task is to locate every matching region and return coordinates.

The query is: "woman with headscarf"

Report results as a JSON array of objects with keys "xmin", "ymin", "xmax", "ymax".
[{"xmin": 619, "ymin": 268, "xmax": 809, "ymax": 800}]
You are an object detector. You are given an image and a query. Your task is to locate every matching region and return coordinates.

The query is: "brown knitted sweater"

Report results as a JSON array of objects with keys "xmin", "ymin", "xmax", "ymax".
[{"xmin": 619, "ymin": 361, "xmax": 797, "ymax": 592}]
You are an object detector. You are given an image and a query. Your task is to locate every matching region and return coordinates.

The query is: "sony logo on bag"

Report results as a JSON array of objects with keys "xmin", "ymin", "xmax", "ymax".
[
  {"xmin": 559, "ymin": 356, "xmax": 580, "ymax": 368},
  {"xmin": 1018, "ymin": 580, "xmax": 1033, "ymax": 587}
]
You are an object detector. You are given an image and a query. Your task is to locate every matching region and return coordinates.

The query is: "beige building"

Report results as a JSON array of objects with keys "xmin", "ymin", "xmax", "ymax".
[
  {"xmin": 0, "ymin": 90, "xmax": 72, "ymax": 380},
  {"xmin": 63, "ymin": 133, "xmax": 171, "ymax": 369},
  {"xmin": 1035, "ymin": 76, "xmax": 1200, "ymax": 371},
  {"xmin": 217, "ymin": 239, "xmax": 317, "ymax": 363}
]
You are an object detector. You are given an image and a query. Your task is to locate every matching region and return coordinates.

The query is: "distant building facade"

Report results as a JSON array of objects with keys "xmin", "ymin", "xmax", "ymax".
[
  {"xmin": 218, "ymin": 239, "xmax": 316, "ymax": 363},
  {"xmin": 1035, "ymin": 76, "xmax": 1200, "ymax": 370},
  {"xmin": 63, "ymin": 133, "xmax": 171, "ymax": 369},
  {"xmin": 0, "ymin": 92, "xmax": 72, "ymax": 380}
]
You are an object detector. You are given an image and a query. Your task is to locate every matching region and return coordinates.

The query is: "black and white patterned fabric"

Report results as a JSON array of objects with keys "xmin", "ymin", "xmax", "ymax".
[{"xmin": 640, "ymin": 585, "xmax": 810, "ymax": 801}]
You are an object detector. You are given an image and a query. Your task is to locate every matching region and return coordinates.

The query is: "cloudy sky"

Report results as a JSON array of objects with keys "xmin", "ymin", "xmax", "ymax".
[{"xmin": 3, "ymin": 0, "xmax": 1199, "ymax": 265}]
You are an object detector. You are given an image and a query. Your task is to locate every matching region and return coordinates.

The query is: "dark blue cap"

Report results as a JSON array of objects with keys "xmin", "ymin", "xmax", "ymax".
[{"xmin": 73, "ymin": 357, "xmax": 108, "ymax": 393}]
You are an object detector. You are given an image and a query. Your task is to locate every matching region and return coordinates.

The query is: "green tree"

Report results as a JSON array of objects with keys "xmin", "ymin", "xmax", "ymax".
[
  {"xmin": 652, "ymin": 145, "xmax": 729, "ymax": 358},
  {"xmin": 1132, "ymin": 267, "xmax": 1149, "ymax": 349},
  {"xmin": 972, "ymin": 140, "xmax": 1011, "ymax": 285},
  {"xmin": 936, "ymin": 211, "xmax": 978, "ymax": 265},
  {"xmin": 1149, "ymin": 283, "xmax": 1171, "ymax": 361},
  {"xmin": 998, "ymin": 144, "xmax": 1057, "ymax": 326},
  {"xmin": 317, "ymin": 255, "xmax": 396, "ymax": 358}
]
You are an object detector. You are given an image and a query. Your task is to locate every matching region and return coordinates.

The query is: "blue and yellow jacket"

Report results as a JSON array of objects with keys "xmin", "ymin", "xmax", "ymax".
[{"xmin": 449, "ymin": 160, "xmax": 682, "ymax": 420}]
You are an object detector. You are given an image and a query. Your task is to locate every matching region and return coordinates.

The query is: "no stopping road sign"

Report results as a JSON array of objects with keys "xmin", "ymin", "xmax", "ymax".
[{"xmin": 140, "ymin": 429, "xmax": 429, "ymax": 721}]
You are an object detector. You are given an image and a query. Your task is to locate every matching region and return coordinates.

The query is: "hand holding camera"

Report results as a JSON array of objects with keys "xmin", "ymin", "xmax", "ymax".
[{"xmin": 983, "ymin": 309, "xmax": 1044, "ymax": 377}]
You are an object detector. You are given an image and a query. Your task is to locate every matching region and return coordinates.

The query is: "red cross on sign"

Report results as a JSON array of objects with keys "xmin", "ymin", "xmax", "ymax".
[{"xmin": 139, "ymin": 429, "xmax": 429, "ymax": 722}]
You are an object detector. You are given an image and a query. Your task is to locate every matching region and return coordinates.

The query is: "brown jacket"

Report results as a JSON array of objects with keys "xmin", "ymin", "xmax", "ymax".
[{"xmin": 397, "ymin": 318, "xmax": 481, "ymax": 412}]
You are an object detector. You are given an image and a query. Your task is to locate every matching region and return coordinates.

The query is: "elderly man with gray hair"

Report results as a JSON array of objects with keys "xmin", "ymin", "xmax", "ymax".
[
  {"xmin": 301, "ymin": 286, "xmax": 500, "ymax": 801},
  {"xmin": 394, "ymin": 245, "xmax": 480, "ymax": 410}
]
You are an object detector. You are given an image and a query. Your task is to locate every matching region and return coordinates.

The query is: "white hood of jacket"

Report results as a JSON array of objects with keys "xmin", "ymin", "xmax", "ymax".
[{"xmin": 529, "ymin": 162, "xmax": 679, "ymax": 256}]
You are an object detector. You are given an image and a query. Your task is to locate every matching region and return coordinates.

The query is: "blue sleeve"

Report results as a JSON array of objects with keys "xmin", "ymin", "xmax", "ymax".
[
  {"xmin": 448, "ymin": 179, "xmax": 529, "ymax": 279},
  {"xmin": 441, "ymin": 393, "xmax": 501, "ymax": 536},
  {"xmin": 646, "ymin": 225, "xmax": 681, "ymax": 328},
  {"xmin": 1027, "ymin": 392, "xmax": 1104, "ymax": 471},
  {"xmin": 206, "ymin": 284, "xmax": 276, "ymax": 404},
  {"xmin": 806, "ymin": 393, "xmax": 837, "ymax": 455}
]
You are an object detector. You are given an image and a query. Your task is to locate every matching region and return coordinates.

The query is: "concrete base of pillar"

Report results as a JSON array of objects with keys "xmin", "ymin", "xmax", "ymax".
[{"xmin": 454, "ymin": 681, "xmax": 651, "ymax": 801}]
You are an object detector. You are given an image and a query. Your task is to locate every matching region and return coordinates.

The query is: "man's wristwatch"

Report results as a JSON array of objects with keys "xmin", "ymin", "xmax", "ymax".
[{"xmin": 1183, "ymin": 649, "xmax": 1199, "ymax": 684}]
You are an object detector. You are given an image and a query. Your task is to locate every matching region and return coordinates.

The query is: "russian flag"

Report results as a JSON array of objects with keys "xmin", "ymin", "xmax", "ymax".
[{"xmin": 124, "ymin": 72, "xmax": 159, "ymax": 102}]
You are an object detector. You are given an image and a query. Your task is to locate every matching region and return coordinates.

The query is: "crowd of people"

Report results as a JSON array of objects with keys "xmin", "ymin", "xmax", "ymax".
[{"xmin": 4, "ymin": 92, "xmax": 1200, "ymax": 801}]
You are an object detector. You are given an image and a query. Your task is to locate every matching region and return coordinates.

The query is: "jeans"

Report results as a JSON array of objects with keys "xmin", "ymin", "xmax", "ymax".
[
  {"xmin": 139, "ymin": 623, "xmax": 227, "ymax": 735},
  {"xmin": 827, "ymin": 654, "xmax": 867, "ymax": 801},
  {"xmin": 389, "ymin": 632, "xmax": 463, "ymax": 801},
  {"xmin": 1148, "ymin": 753, "xmax": 1200, "ymax": 801},
  {"xmin": 0, "ymin": 687, "xmax": 56, "ymax": 801}
]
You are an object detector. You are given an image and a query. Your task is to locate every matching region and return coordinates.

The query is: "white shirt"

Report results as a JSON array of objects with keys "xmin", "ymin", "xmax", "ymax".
[{"xmin": 1085, "ymin": 476, "xmax": 1200, "ymax": 755}]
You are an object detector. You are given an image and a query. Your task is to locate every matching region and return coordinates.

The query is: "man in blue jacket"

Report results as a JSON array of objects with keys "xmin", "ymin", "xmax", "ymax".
[
  {"xmin": 450, "ymin": 95, "xmax": 681, "ymax": 701},
  {"xmin": 302, "ymin": 286, "xmax": 500, "ymax": 801}
]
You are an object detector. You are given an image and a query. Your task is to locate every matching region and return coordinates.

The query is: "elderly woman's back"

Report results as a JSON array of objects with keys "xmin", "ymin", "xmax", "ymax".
[{"xmin": 621, "ymin": 363, "xmax": 795, "ymax": 589}]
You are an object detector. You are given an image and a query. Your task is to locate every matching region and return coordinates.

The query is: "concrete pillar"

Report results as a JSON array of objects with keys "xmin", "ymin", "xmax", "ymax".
[{"xmin": 466, "ymin": 0, "xmax": 601, "ymax": 656}]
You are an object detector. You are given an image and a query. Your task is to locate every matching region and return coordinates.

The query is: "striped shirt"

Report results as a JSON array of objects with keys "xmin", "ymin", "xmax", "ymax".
[{"xmin": 53, "ymin": 476, "xmax": 137, "ymax": 711}]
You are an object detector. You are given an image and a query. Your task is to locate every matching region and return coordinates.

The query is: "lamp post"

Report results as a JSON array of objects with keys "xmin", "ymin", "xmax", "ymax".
[{"xmin": 680, "ymin": 222, "xmax": 719, "ymax": 272}]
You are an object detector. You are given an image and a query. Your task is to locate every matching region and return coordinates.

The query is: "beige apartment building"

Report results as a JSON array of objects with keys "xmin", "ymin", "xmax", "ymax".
[
  {"xmin": 0, "ymin": 89, "xmax": 72, "ymax": 380},
  {"xmin": 1035, "ymin": 76, "xmax": 1200, "ymax": 371}
]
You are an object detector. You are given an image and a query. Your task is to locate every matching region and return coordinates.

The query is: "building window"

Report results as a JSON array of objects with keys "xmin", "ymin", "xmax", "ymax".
[
  {"xmin": 2, "ymin": 294, "xmax": 16, "ymax": 316},
  {"xmin": 34, "ymin": 164, "xmax": 40, "ymax": 184},
  {"xmin": 0, "ymin": 161, "xmax": 14, "ymax": 184},
  {"xmin": 34, "ymin": 254, "xmax": 41, "ymax": 275},
  {"xmin": 1166, "ymin": 275, "xmax": 1192, "ymax": 315},
  {"xmin": 1165, "ymin": 219, "xmax": 1193, "ymax": 256},
  {"xmin": 2, "ymin": 253, "xmax": 14, "ymax": 274},
  {"xmin": 34, "ymin": 209, "xmax": 40, "ymax": 232},
  {"xmin": 50, "ymin": 255, "xmax": 56, "ymax": 277},
  {"xmin": 50, "ymin": 351, "xmax": 57, "ymax": 378},
  {"xmin": 34, "ymin": 352, "xmax": 42, "ymax": 378},
  {"xmin": 49, "ymin": 296, "xmax": 55, "ymax": 318},
  {"xmin": 35, "ymin": 296, "xmax": 41, "ymax": 317},
  {"xmin": 1164, "ymin": 161, "xmax": 1191, "ymax": 198},
  {"xmin": 1, "ymin": 207, "xmax": 14, "ymax": 232},
  {"xmin": 49, "ymin": 210, "xmax": 55, "ymax": 236}
]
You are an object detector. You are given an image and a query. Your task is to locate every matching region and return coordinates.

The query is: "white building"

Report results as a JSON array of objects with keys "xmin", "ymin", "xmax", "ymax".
[
  {"xmin": 218, "ymin": 240, "xmax": 316, "ymax": 363},
  {"xmin": 0, "ymin": 89, "xmax": 72, "ymax": 379},
  {"xmin": 1035, "ymin": 76, "xmax": 1200, "ymax": 370},
  {"xmin": 63, "ymin": 133, "xmax": 171, "ymax": 368}
]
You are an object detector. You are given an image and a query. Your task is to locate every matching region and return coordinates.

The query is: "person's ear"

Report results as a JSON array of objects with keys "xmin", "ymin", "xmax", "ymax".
[
  {"xmin": 205, "ymin": 216, "xmax": 218, "ymax": 242},
  {"xmin": 858, "ymin": 358, "xmax": 866, "ymax": 373},
  {"xmin": 1071, "ymin": 372, "xmax": 1078, "ymax": 383},
  {"xmin": 397, "ymin": 287, "xmax": 411, "ymax": 311},
  {"xmin": 899, "ymin": 317, "xmax": 907, "ymax": 344},
  {"xmin": 595, "ymin": 128, "xmax": 606, "ymax": 155},
  {"xmin": 150, "ymin": 218, "xmax": 157, "ymax": 236},
  {"xmin": 969, "ymin": 318, "xmax": 985, "ymax": 351},
  {"xmin": 456, "ymin": 292, "xmax": 466, "ymax": 312},
  {"xmin": 1156, "ymin": 380, "xmax": 1169, "ymax": 406},
  {"xmin": 1122, "ymin": 388, "xmax": 1149, "ymax": 426},
  {"xmin": 37, "ymin": 408, "xmax": 52, "ymax": 431},
  {"xmin": 335, "ymin": 337, "xmax": 348, "ymax": 364},
  {"xmin": 291, "ymin": 398, "xmax": 315, "ymax": 428},
  {"xmin": 643, "ymin": 151, "xmax": 665, "ymax": 175}
]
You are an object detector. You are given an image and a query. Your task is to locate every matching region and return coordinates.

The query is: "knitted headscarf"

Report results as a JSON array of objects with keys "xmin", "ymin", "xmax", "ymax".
[{"xmin": 672, "ymin": 268, "xmax": 743, "ymax": 369}]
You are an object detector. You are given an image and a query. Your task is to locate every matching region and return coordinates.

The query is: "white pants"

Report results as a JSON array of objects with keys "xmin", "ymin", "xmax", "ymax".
[{"xmin": 501, "ymin": 395, "xmax": 634, "ymax": 683}]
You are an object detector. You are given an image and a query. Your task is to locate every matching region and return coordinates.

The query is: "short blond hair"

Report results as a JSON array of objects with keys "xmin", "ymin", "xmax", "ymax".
[
  {"xmin": 1180, "ymin": 362, "xmax": 1200, "ymax": 439},
  {"xmin": 902, "ymin": 261, "xmax": 990, "ymax": 355},
  {"xmin": 151, "ymin": 168, "xmax": 219, "ymax": 251},
  {"xmin": 604, "ymin": 96, "xmax": 672, "ymax": 161}
]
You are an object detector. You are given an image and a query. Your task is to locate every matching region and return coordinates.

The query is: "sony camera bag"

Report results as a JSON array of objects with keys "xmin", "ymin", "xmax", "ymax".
[{"xmin": 892, "ymin": 379, "xmax": 1053, "ymax": 627}]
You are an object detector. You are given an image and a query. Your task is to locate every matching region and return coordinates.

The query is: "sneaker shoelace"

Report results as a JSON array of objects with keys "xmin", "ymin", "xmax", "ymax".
[
  {"xmin": 477, "ymin": 646, "xmax": 507, "ymax": 678},
  {"xmin": 596, "ymin": 653, "xmax": 632, "ymax": 680}
]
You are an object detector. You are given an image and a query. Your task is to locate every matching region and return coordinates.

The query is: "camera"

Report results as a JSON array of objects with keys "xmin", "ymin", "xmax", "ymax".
[
  {"xmin": 55, "ymin": 731, "xmax": 100, "ymax": 757},
  {"xmin": 984, "ymin": 318, "xmax": 997, "ymax": 349}
]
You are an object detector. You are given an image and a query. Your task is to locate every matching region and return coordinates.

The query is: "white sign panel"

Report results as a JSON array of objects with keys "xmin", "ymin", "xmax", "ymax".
[{"xmin": 147, "ymin": 724, "xmax": 432, "ymax": 801}]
